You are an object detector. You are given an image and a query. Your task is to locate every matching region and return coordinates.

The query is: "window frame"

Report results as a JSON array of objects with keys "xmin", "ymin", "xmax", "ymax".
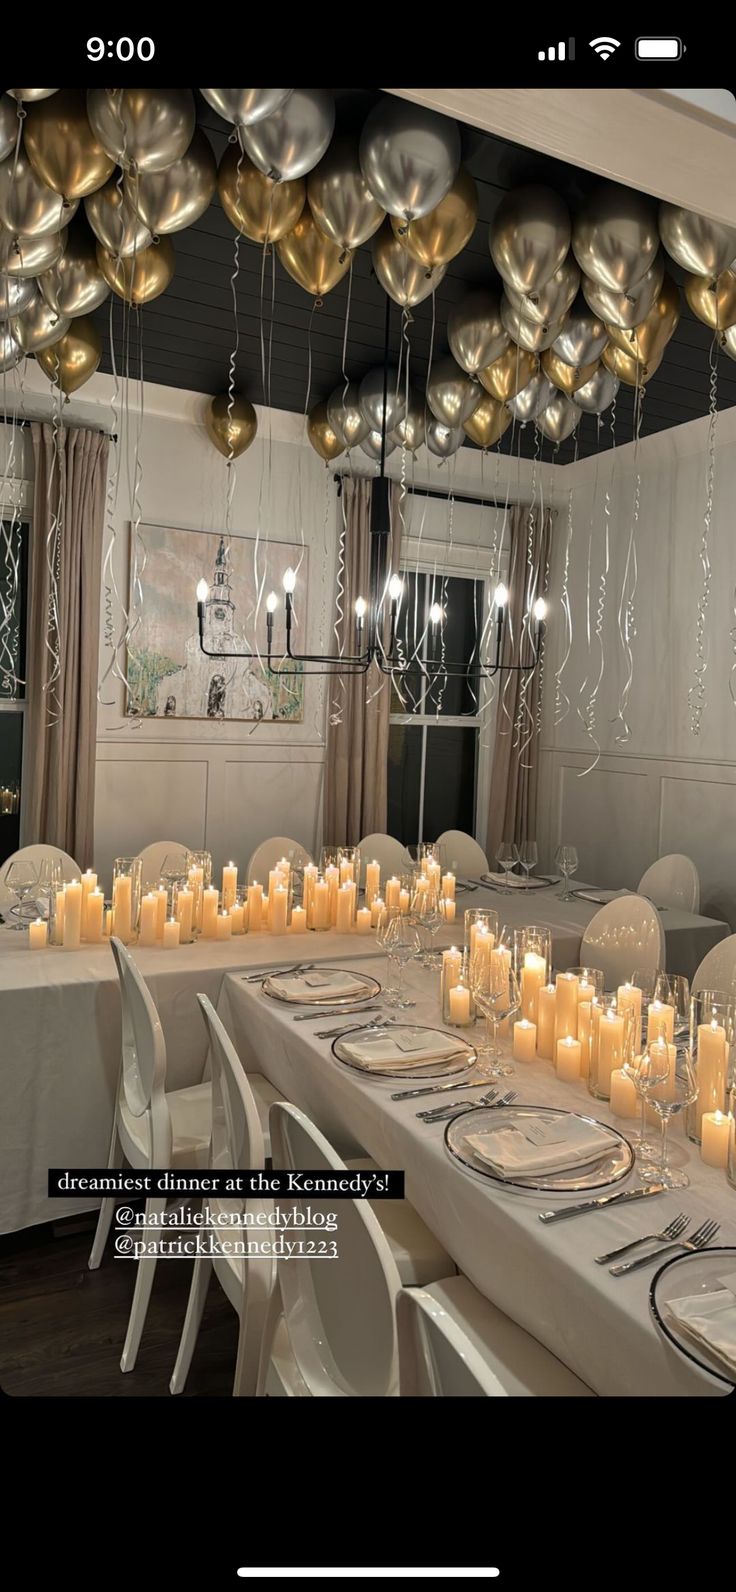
[{"xmin": 0, "ymin": 506, "xmax": 30, "ymax": 845}]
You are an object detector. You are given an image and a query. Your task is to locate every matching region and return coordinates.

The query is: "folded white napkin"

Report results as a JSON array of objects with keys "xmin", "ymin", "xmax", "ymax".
[
  {"xmin": 465, "ymin": 1112, "xmax": 617, "ymax": 1179},
  {"xmin": 340, "ymin": 1029, "xmax": 463, "ymax": 1072},
  {"xmin": 481, "ymin": 872, "xmax": 549, "ymax": 890},
  {"xmin": 664, "ymin": 1286, "xmax": 736, "ymax": 1377},
  {"xmin": 269, "ymin": 970, "xmax": 369, "ymax": 1001},
  {"xmin": 574, "ymin": 888, "xmax": 632, "ymax": 905}
]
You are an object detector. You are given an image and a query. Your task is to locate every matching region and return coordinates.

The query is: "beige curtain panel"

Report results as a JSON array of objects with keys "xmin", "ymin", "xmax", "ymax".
[
  {"xmin": 324, "ymin": 476, "xmax": 401, "ymax": 846},
  {"xmin": 22, "ymin": 423, "xmax": 109, "ymax": 868},
  {"xmin": 486, "ymin": 502, "xmax": 553, "ymax": 864}
]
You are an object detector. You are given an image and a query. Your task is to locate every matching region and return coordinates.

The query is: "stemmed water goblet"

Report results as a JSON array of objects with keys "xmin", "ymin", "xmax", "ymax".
[
  {"xmin": 160, "ymin": 849, "xmax": 190, "ymax": 914},
  {"xmin": 654, "ymin": 973, "xmax": 690, "ymax": 1042},
  {"xmin": 385, "ymin": 912, "xmax": 420, "ymax": 1010},
  {"xmin": 5, "ymin": 861, "xmax": 39, "ymax": 929},
  {"xmin": 555, "ymin": 845, "xmax": 578, "ymax": 901},
  {"xmin": 647, "ymin": 1048, "xmax": 699, "ymax": 1189},
  {"xmin": 469, "ymin": 945, "xmax": 521, "ymax": 1079},
  {"xmin": 629, "ymin": 1039, "xmax": 674, "ymax": 1179},
  {"xmin": 519, "ymin": 840, "xmax": 538, "ymax": 887},
  {"xmin": 410, "ymin": 882, "xmax": 442, "ymax": 968},
  {"xmin": 496, "ymin": 842, "xmax": 519, "ymax": 894},
  {"xmin": 376, "ymin": 903, "xmax": 400, "ymax": 1004}
]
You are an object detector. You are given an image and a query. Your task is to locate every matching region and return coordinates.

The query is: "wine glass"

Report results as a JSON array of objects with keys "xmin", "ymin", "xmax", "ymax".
[
  {"xmin": 410, "ymin": 881, "xmax": 442, "ymax": 968},
  {"xmin": 630, "ymin": 1039, "xmax": 674, "ymax": 1179},
  {"xmin": 648, "ymin": 1048, "xmax": 699, "ymax": 1189},
  {"xmin": 385, "ymin": 913, "xmax": 420, "ymax": 1010},
  {"xmin": 376, "ymin": 903, "xmax": 400, "ymax": 1004},
  {"xmin": 654, "ymin": 973, "xmax": 690, "ymax": 1042},
  {"xmin": 470, "ymin": 946, "xmax": 520, "ymax": 1078},
  {"xmin": 555, "ymin": 845, "xmax": 578, "ymax": 901},
  {"xmin": 5, "ymin": 860, "xmax": 39, "ymax": 929},
  {"xmin": 496, "ymin": 842, "xmax": 519, "ymax": 894},
  {"xmin": 160, "ymin": 849, "xmax": 190, "ymax": 913},
  {"xmin": 519, "ymin": 840, "xmax": 538, "ymax": 886}
]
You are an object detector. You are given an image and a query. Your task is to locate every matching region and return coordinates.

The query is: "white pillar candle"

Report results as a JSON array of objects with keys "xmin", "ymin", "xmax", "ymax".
[
  {"xmin": 154, "ymin": 887, "xmax": 168, "ymax": 940},
  {"xmin": 555, "ymin": 973, "xmax": 579, "ymax": 1044},
  {"xmin": 578, "ymin": 1000, "xmax": 592, "ymax": 1080},
  {"xmin": 202, "ymin": 887, "xmax": 219, "ymax": 939},
  {"xmin": 521, "ymin": 952, "xmax": 546, "ymax": 1025},
  {"xmin": 441, "ymin": 897, "xmax": 456, "ymax": 924},
  {"xmin": 325, "ymin": 865, "xmax": 339, "ymax": 925},
  {"xmin": 399, "ymin": 888, "xmax": 410, "ymax": 914},
  {"xmin": 216, "ymin": 910, "xmax": 232, "ymax": 940},
  {"xmin": 247, "ymin": 882, "xmax": 263, "ymax": 933},
  {"xmin": 221, "ymin": 862, "xmax": 238, "ymax": 912},
  {"xmin": 536, "ymin": 984, "xmax": 557, "ymax": 1061},
  {"xmin": 80, "ymin": 869, "xmax": 97, "ymax": 939},
  {"xmin": 365, "ymin": 860, "xmax": 381, "ymax": 907},
  {"xmin": 597, "ymin": 1008, "xmax": 624, "ymax": 1093},
  {"xmin": 229, "ymin": 903, "xmax": 245, "ymax": 935},
  {"xmin": 370, "ymin": 895, "xmax": 384, "ymax": 928},
  {"xmin": 54, "ymin": 888, "xmax": 65, "ymax": 946},
  {"xmin": 441, "ymin": 946, "xmax": 463, "ymax": 1003},
  {"xmin": 104, "ymin": 908, "xmax": 113, "ymax": 938},
  {"xmin": 617, "ymin": 983, "xmax": 643, "ymax": 1050},
  {"xmin": 610, "ymin": 1066, "xmax": 638, "ymax": 1118},
  {"xmin": 576, "ymin": 978, "xmax": 596, "ymax": 1005},
  {"xmin": 700, "ymin": 1110, "xmax": 731, "ymax": 1168},
  {"xmin": 85, "ymin": 889, "xmax": 104, "ymax": 944},
  {"xmin": 176, "ymin": 888, "xmax": 193, "ymax": 942},
  {"xmin": 312, "ymin": 879, "xmax": 330, "ymax": 930},
  {"xmin": 189, "ymin": 866, "xmax": 204, "ymax": 932},
  {"xmin": 441, "ymin": 871, "xmax": 456, "ymax": 900},
  {"xmin": 473, "ymin": 928, "xmax": 493, "ymax": 978},
  {"xmin": 449, "ymin": 983, "xmax": 471, "ymax": 1025},
  {"xmin": 138, "ymin": 892, "xmax": 158, "ymax": 947},
  {"xmin": 339, "ymin": 858, "xmax": 354, "ymax": 885},
  {"xmin": 385, "ymin": 876, "xmax": 400, "ymax": 910},
  {"xmin": 335, "ymin": 884, "xmax": 353, "ymax": 935},
  {"xmin": 696, "ymin": 1019, "xmax": 728, "ymax": 1131},
  {"xmin": 112, "ymin": 874, "xmax": 132, "ymax": 944},
  {"xmin": 63, "ymin": 880, "xmax": 82, "ymax": 950},
  {"xmin": 271, "ymin": 885, "xmax": 289, "ymax": 936},
  {"xmin": 303, "ymin": 865, "xmax": 317, "ymax": 917},
  {"xmin": 355, "ymin": 907, "xmax": 372, "ymax": 934},
  {"xmin": 556, "ymin": 1034, "xmax": 582, "ymax": 1080},
  {"xmin": 261, "ymin": 894, "xmax": 270, "ymax": 928},
  {"xmin": 29, "ymin": 918, "xmax": 47, "ymax": 949},
  {"xmin": 162, "ymin": 918, "xmax": 180, "ymax": 949},
  {"xmin": 647, "ymin": 1000, "xmax": 675, "ymax": 1046},
  {"xmin": 513, "ymin": 1019, "xmax": 537, "ymax": 1062},
  {"xmin": 290, "ymin": 906, "xmax": 307, "ymax": 933}
]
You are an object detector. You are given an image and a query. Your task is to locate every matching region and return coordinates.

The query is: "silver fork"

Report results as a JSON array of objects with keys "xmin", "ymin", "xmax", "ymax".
[
  {"xmin": 610, "ymin": 1217, "xmax": 720, "ymax": 1276},
  {"xmin": 594, "ymin": 1212, "xmax": 690, "ymax": 1266},
  {"xmin": 418, "ymin": 1087, "xmax": 516, "ymax": 1123},
  {"xmin": 242, "ymin": 962, "xmax": 314, "ymax": 982}
]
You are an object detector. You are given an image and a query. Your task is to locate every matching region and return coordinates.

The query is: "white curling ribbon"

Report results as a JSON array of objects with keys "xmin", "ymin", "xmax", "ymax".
[{"xmin": 689, "ymin": 339, "xmax": 719, "ymax": 735}]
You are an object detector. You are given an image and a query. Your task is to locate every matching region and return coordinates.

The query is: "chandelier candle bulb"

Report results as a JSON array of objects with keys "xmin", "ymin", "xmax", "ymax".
[
  {"xmin": 521, "ymin": 952, "xmax": 547, "ymax": 1025},
  {"xmin": 162, "ymin": 918, "xmax": 180, "ymax": 949},
  {"xmin": 365, "ymin": 860, "xmax": 381, "ymax": 907},
  {"xmin": 647, "ymin": 999, "xmax": 675, "ymax": 1046},
  {"xmin": 370, "ymin": 895, "xmax": 384, "ymax": 928},
  {"xmin": 513, "ymin": 1018, "xmax": 537, "ymax": 1062},
  {"xmin": 555, "ymin": 972, "xmax": 579, "ymax": 1045},
  {"xmin": 270, "ymin": 886, "xmax": 289, "ymax": 936},
  {"xmin": 695, "ymin": 1018, "xmax": 728, "ymax": 1132},
  {"xmin": 29, "ymin": 918, "xmax": 47, "ymax": 949},
  {"xmin": 536, "ymin": 984, "xmax": 557, "ymax": 1060},
  {"xmin": 441, "ymin": 872, "xmax": 456, "ymax": 900},
  {"xmin": 609, "ymin": 1066, "xmax": 638, "ymax": 1118},
  {"xmin": 222, "ymin": 863, "xmax": 238, "ymax": 912},
  {"xmin": 202, "ymin": 887, "xmax": 219, "ymax": 939},
  {"xmin": 86, "ymin": 889, "xmax": 104, "ymax": 944},
  {"xmin": 175, "ymin": 888, "xmax": 194, "ymax": 942},
  {"xmin": 63, "ymin": 881, "xmax": 83, "ymax": 950},
  {"xmin": 290, "ymin": 905, "xmax": 307, "ymax": 933},
  {"xmin": 80, "ymin": 870, "xmax": 97, "ymax": 939},
  {"xmin": 54, "ymin": 888, "xmax": 65, "ymax": 945},
  {"xmin": 597, "ymin": 1007, "xmax": 624, "ymax": 1095},
  {"xmin": 700, "ymin": 1110, "xmax": 731, "ymax": 1168},
  {"xmin": 216, "ymin": 910, "xmax": 232, "ymax": 940}
]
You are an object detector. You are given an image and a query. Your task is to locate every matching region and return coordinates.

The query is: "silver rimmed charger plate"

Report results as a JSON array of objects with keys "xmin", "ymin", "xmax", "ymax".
[
  {"xmin": 331, "ymin": 1023, "xmax": 477, "ymax": 1080},
  {"xmin": 262, "ymin": 968, "xmax": 382, "ymax": 1007},
  {"xmin": 649, "ymin": 1246, "xmax": 736, "ymax": 1389},
  {"xmin": 444, "ymin": 1104, "xmax": 634, "ymax": 1193}
]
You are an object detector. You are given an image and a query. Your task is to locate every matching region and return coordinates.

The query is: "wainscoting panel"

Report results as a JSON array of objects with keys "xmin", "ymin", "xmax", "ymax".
[
  {"xmin": 659, "ymin": 773, "xmax": 736, "ymax": 925},
  {"xmin": 94, "ymin": 754, "xmax": 209, "ymax": 888},
  {"xmin": 221, "ymin": 756, "xmax": 324, "ymax": 871},
  {"xmin": 555, "ymin": 761, "xmax": 655, "ymax": 888}
]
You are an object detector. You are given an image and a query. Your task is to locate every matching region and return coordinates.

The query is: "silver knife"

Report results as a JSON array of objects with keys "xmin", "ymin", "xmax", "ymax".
[
  {"xmin": 392, "ymin": 1076, "xmax": 489, "ymax": 1101},
  {"xmin": 538, "ymin": 1184, "xmax": 666, "ymax": 1224},
  {"xmin": 294, "ymin": 1006, "xmax": 380, "ymax": 1022}
]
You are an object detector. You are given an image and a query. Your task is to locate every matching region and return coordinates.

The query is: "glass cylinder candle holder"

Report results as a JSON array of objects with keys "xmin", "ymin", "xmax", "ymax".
[
  {"xmin": 111, "ymin": 857, "xmax": 142, "ymax": 945},
  {"xmin": 229, "ymin": 887, "xmax": 249, "ymax": 936},
  {"xmin": 171, "ymin": 880, "xmax": 195, "ymax": 943},
  {"xmin": 442, "ymin": 950, "xmax": 473, "ymax": 1028},
  {"xmin": 514, "ymin": 926, "xmax": 552, "ymax": 1025},
  {"xmin": 307, "ymin": 871, "xmax": 332, "ymax": 931},
  {"xmin": 565, "ymin": 965, "xmax": 605, "ymax": 1003},
  {"xmin": 463, "ymin": 906, "xmax": 499, "ymax": 958},
  {"xmin": 186, "ymin": 849, "xmax": 212, "ymax": 935},
  {"xmin": 727, "ymin": 1084, "xmax": 736, "ymax": 1190},
  {"xmin": 686, "ymin": 989, "xmax": 734, "ymax": 1145},
  {"xmin": 588, "ymin": 999, "xmax": 625, "ymax": 1101}
]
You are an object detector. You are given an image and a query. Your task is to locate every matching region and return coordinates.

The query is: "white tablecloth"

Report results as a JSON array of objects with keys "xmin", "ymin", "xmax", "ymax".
[{"xmin": 218, "ymin": 955, "xmax": 736, "ymax": 1398}]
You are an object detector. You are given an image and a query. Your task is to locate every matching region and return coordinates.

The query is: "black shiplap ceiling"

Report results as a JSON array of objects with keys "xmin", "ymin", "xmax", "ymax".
[{"xmin": 93, "ymin": 89, "xmax": 736, "ymax": 465}]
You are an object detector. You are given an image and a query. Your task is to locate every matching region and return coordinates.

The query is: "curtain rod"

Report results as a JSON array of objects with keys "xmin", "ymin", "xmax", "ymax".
[{"xmin": 0, "ymin": 415, "xmax": 118, "ymax": 442}]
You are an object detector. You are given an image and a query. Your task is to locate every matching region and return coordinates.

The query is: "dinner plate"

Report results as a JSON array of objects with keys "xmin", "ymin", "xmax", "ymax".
[
  {"xmin": 444, "ymin": 1103, "xmax": 634, "ymax": 1193},
  {"xmin": 331, "ymin": 1023, "xmax": 477, "ymax": 1080},
  {"xmin": 649, "ymin": 1246, "xmax": 736, "ymax": 1389},
  {"xmin": 261, "ymin": 968, "xmax": 381, "ymax": 1007}
]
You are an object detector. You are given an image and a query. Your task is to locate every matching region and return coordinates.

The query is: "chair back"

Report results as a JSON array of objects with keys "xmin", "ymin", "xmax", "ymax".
[
  {"xmin": 0, "ymin": 843, "xmax": 80, "ymax": 910},
  {"xmin": 692, "ymin": 933, "xmax": 736, "ymax": 1001},
  {"xmin": 638, "ymin": 853, "xmax": 700, "ymax": 913},
  {"xmin": 579, "ymin": 895, "xmax": 665, "ymax": 987},
  {"xmin": 246, "ymin": 837, "xmax": 313, "ymax": 882},
  {"xmin": 109, "ymin": 937, "xmax": 171, "ymax": 1162},
  {"xmin": 356, "ymin": 833, "xmax": 413, "ymax": 886},
  {"xmin": 269, "ymin": 1103, "xmax": 401, "ymax": 1396},
  {"xmin": 197, "ymin": 996, "xmax": 265, "ymax": 1194},
  {"xmin": 435, "ymin": 829, "xmax": 489, "ymax": 878},
  {"xmin": 135, "ymin": 840, "xmax": 191, "ymax": 891},
  {"xmin": 396, "ymin": 1286, "xmax": 509, "ymax": 1397}
]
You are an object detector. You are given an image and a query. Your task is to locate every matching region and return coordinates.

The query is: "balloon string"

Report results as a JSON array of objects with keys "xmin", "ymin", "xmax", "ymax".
[
  {"xmin": 513, "ymin": 423, "xmax": 541, "ymax": 754},
  {"xmin": 0, "ymin": 367, "xmax": 24, "ymax": 696},
  {"xmin": 614, "ymin": 378, "xmax": 644, "ymax": 744},
  {"xmin": 499, "ymin": 426, "xmax": 523, "ymax": 734},
  {"xmin": 534, "ymin": 447, "xmax": 555, "ymax": 743},
  {"xmin": 688, "ymin": 335, "xmax": 719, "ymax": 735},
  {"xmin": 554, "ymin": 432, "xmax": 578, "ymax": 726},
  {"xmin": 42, "ymin": 372, "xmax": 63, "ymax": 727},
  {"xmin": 576, "ymin": 421, "xmax": 601, "ymax": 755}
]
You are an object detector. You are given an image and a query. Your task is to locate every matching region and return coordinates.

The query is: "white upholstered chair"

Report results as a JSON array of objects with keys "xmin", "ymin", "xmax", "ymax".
[
  {"xmin": 691, "ymin": 933, "xmax": 736, "ymax": 1002},
  {"xmin": 638, "ymin": 854, "xmax": 700, "ymax": 913},
  {"xmin": 135, "ymin": 840, "xmax": 191, "ymax": 890},
  {"xmin": 435, "ymin": 829, "xmax": 489, "ymax": 878},
  {"xmin": 246, "ymin": 836, "xmax": 313, "ymax": 881},
  {"xmin": 356, "ymin": 833, "xmax": 412, "ymax": 886},
  {"xmin": 579, "ymin": 895, "xmax": 665, "ymax": 987}
]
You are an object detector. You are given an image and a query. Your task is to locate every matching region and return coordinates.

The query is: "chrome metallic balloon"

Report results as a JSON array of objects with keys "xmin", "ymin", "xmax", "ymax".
[
  {"xmin": 199, "ymin": 89, "xmax": 292, "ymax": 127},
  {"xmin": 426, "ymin": 355, "xmax": 483, "ymax": 428},
  {"xmin": 426, "ymin": 416, "xmax": 464, "ymax": 457},
  {"xmin": 722, "ymin": 324, "xmax": 736, "ymax": 363},
  {"xmin": 308, "ymin": 137, "xmax": 385, "ymax": 255},
  {"xmin": 361, "ymin": 428, "xmax": 397, "ymax": 462},
  {"xmin": 573, "ymin": 365, "xmax": 620, "ymax": 415},
  {"xmin": 551, "ymin": 301, "xmax": 608, "ymax": 367},
  {"xmin": 500, "ymin": 296, "xmax": 566, "ymax": 353},
  {"xmin": 537, "ymin": 391, "xmax": 581, "ymax": 444},
  {"xmin": 572, "ymin": 182, "xmax": 659, "ymax": 293},
  {"xmin": 0, "ymin": 224, "xmax": 66, "ymax": 277},
  {"xmin": 358, "ymin": 365, "xmax": 407, "ymax": 434},
  {"xmin": 242, "ymin": 88, "xmax": 334, "ymax": 182},
  {"xmin": 490, "ymin": 185, "xmax": 570, "ymax": 298},
  {"xmin": 505, "ymin": 252, "xmax": 579, "ymax": 327},
  {"xmin": 360, "ymin": 97, "xmax": 461, "ymax": 223},
  {"xmin": 582, "ymin": 251, "xmax": 664, "ymax": 330},
  {"xmin": 87, "ymin": 88, "xmax": 195, "ymax": 174},
  {"xmin": 0, "ymin": 324, "xmax": 22, "ymax": 372},
  {"xmin": 0, "ymin": 150, "xmax": 77, "ymax": 237},
  {"xmin": 0, "ymin": 273, "xmax": 35, "ymax": 317},
  {"xmin": 506, "ymin": 372, "xmax": 555, "ymax": 424},
  {"xmin": 126, "ymin": 128, "xmax": 216, "ymax": 234},
  {"xmin": 11, "ymin": 292, "xmax": 70, "ymax": 353},
  {"xmin": 392, "ymin": 390, "xmax": 427, "ymax": 452},
  {"xmin": 659, "ymin": 201, "xmax": 736, "ymax": 279},
  {"xmin": 462, "ymin": 392, "xmax": 511, "ymax": 450},
  {"xmin": 447, "ymin": 289, "xmax": 509, "ymax": 375},
  {"xmin": 684, "ymin": 268, "xmax": 736, "ymax": 332},
  {"xmin": 327, "ymin": 381, "xmax": 370, "ymax": 450},
  {"xmin": 85, "ymin": 177, "xmax": 152, "ymax": 257},
  {"xmin": 0, "ymin": 95, "xmax": 19, "ymax": 162},
  {"xmin": 7, "ymin": 90, "xmax": 58, "ymax": 103},
  {"xmin": 24, "ymin": 89, "xmax": 115, "ymax": 201},
  {"xmin": 372, "ymin": 220, "xmax": 446, "ymax": 306},
  {"xmin": 39, "ymin": 222, "xmax": 110, "ymax": 317}
]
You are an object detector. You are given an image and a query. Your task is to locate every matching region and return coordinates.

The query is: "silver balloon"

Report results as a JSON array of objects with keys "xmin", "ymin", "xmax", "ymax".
[
  {"xmin": 659, "ymin": 201, "xmax": 736, "ymax": 279},
  {"xmin": 507, "ymin": 372, "xmax": 555, "ymax": 424},
  {"xmin": 392, "ymin": 391, "xmax": 427, "ymax": 452},
  {"xmin": 490, "ymin": 185, "xmax": 571, "ymax": 297},
  {"xmin": 199, "ymin": 88, "xmax": 292, "ymax": 126},
  {"xmin": 39, "ymin": 223, "xmax": 110, "ymax": 317},
  {"xmin": 0, "ymin": 150, "xmax": 76, "ymax": 237},
  {"xmin": 426, "ymin": 355, "xmax": 483, "ymax": 427},
  {"xmin": 125, "ymin": 128, "xmax": 216, "ymax": 234},
  {"xmin": 327, "ymin": 382, "xmax": 370, "ymax": 450},
  {"xmin": 500, "ymin": 297, "xmax": 566, "ymax": 352},
  {"xmin": 582, "ymin": 251, "xmax": 664, "ymax": 330},
  {"xmin": 85, "ymin": 177, "xmax": 152, "ymax": 257},
  {"xmin": 0, "ymin": 273, "xmax": 35, "ymax": 317},
  {"xmin": 87, "ymin": 88, "xmax": 196, "ymax": 174},
  {"xmin": 7, "ymin": 90, "xmax": 57, "ymax": 103},
  {"xmin": 361, "ymin": 428, "xmax": 397, "ymax": 462},
  {"xmin": 572, "ymin": 182, "xmax": 659, "ymax": 294},
  {"xmin": 358, "ymin": 366, "xmax": 407, "ymax": 434},
  {"xmin": 426, "ymin": 416, "xmax": 464, "ymax": 458},
  {"xmin": 0, "ymin": 95, "xmax": 19, "ymax": 162},
  {"xmin": 0, "ymin": 325, "xmax": 22, "ymax": 372},
  {"xmin": 10, "ymin": 292, "xmax": 70, "ymax": 353},
  {"xmin": 552, "ymin": 301, "xmax": 608, "ymax": 366},
  {"xmin": 537, "ymin": 391, "xmax": 581, "ymax": 444},
  {"xmin": 242, "ymin": 89, "xmax": 334, "ymax": 182},
  {"xmin": 307, "ymin": 137, "xmax": 385, "ymax": 253},
  {"xmin": 360, "ymin": 97, "xmax": 461, "ymax": 223},
  {"xmin": 505, "ymin": 252, "xmax": 579, "ymax": 327},
  {"xmin": 447, "ymin": 289, "xmax": 509, "ymax": 375},
  {"xmin": 0, "ymin": 224, "xmax": 66, "ymax": 277},
  {"xmin": 574, "ymin": 365, "xmax": 619, "ymax": 415}
]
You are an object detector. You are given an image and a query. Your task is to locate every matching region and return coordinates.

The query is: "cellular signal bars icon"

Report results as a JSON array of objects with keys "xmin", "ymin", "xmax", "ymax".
[{"xmin": 538, "ymin": 38, "xmax": 575, "ymax": 60}]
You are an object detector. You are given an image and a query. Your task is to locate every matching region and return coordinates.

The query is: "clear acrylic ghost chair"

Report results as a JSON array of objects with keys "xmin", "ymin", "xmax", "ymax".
[
  {"xmin": 88, "ymin": 937, "xmax": 212, "ymax": 1373},
  {"xmin": 135, "ymin": 840, "xmax": 192, "ymax": 891},
  {"xmin": 435, "ymin": 829, "xmax": 489, "ymax": 879},
  {"xmin": 692, "ymin": 933, "xmax": 736, "ymax": 1002},
  {"xmin": 356, "ymin": 833, "xmax": 413, "ymax": 886},
  {"xmin": 170, "ymin": 996, "xmax": 275, "ymax": 1398},
  {"xmin": 0, "ymin": 842, "xmax": 80, "ymax": 914},
  {"xmin": 256, "ymin": 1103, "xmax": 402, "ymax": 1397},
  {"xmin": 246, "ymin": 837, "xmax": 313, "ymax": 881},
  {"xmin": 398, "ymin": 1276, "xmax": 594, "ymax": 1397},
  {"xmin": 638, "ymin": 854, "xmax": 700, "ymax": 913},
  {"xmin": 579, "ymin": 895, "xmax": 665, "ymax": 988}
]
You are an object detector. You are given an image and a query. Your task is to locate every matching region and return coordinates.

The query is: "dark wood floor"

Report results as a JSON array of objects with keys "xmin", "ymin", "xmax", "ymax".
[{"xmin": 0, "ymin": 1208, "xmax": 238, "ymax": 1397}]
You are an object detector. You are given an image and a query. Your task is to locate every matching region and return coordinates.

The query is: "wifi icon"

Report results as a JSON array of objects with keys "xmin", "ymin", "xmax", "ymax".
[{"xmin": 589, "ymin": 35, "xmax": 621, "ymax": 59}]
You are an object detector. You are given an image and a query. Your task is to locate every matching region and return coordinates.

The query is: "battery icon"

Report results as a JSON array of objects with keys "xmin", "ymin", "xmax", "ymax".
[{"xmin": 635, "ymin": 36, "xmax": 684, "ymax": 59}]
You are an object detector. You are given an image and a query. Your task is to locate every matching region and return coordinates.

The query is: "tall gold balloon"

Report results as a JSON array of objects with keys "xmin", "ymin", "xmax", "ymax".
[
  {"xmin": 35, "ymin": 316, "xmax": 101, "ymax": 393},
  {"xmin": 478, "ymin": 343, "xmax": 538, "ymax": 402},
  {"xmin": 393, "ymin": 166, "xmax": 478, "ymax": 271},
  {"xmin": 307, "ymin": 401, "xmax": 344, "ymax": 461},
  {"xmin": 205, "ymin": 394, "xmax": 258, "ymax": 459},
  {"xmin": 372, "ymin": 220, "xmax": 446, "ymax": 306},
  {"xmin": 462, "ymin": 393, "xmax": 511, "ymax": 449},
  {"xmin": 97, "ymin": 236, "xmax": 175, "ymax": 305},
  {"xmin": 605, "ymin": 274, "xmax": 680, "ymax": 367},
  {"xmin": 602, "ymin": 342, "xmax": 661, "ymax": 387},
  {"xmin": 541, "ymin": 348, "xmax": 599, "ymax": 395},
  {"xmin": 24, "ymin": 89, "xmax": 114, "ymax": 201},
  {"xmin": 217, "ymin": 145, "xmax": 305, "ymax": 244},
  {"xmin": 684, "ymin": 269, "xmax": 736, "ymax": 332},
  {"xmin": 276, "ymin": 203, "xmax": 351, "ymax": 298}
]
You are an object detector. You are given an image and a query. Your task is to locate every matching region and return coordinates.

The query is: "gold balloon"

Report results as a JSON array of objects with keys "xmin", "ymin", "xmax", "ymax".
[
  {"xmin": 462, "ymin": 393, "xmax": 511, "ymax": 450},
  {"xmin": 307, "ymin": 401, "xmax": 344, "ymax": 461},
  {"xmin": 605, "ymin": 274, "xmax": 680, "ymax": 367},
  {"xmin": 684, "ymin": 269, "xmax": 736, "ymax": 332},
  {"xmin": 276, "ymin": 203, "xmax": 351, "ymax": 298},
  {"xmin": 602, "ymin": 342, "xmax": 661, "ymax": 387},
  {"xmin": 205, "ymin": 394, "xmax": 258, "ymax": 459},
  {"xmin": 393, "ymin": 166, "xmax": 478, "ymax": 271},
  {"xmin": 542, "ymin": 348, "xmax": 600, "ymax": 394},
  {"xmin": 372, "ymin": 219, "xmax": 446, "ymax": 306},
  {"xmin": 478, "ymin": 343, "xmax": 538, "ymax": 402},
  {"xmin": 97, "ymin": 236, "xmax": 175, "ymax": 305},
  {"xmin": 35, "ymin": 316, "xmax": 101, "ymax": 393},
  {"xmin": 24, "ymin": 89, "xmax": 114, "ymax": 201},
  {"xmin": 217, "ymin": 144, "xmax": 305, "ymax": 244}
]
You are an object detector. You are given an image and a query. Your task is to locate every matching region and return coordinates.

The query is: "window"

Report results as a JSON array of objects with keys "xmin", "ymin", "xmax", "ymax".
[{"xmin": 0, "ymin": 517, "xmax": 28, "ymax": 866}]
